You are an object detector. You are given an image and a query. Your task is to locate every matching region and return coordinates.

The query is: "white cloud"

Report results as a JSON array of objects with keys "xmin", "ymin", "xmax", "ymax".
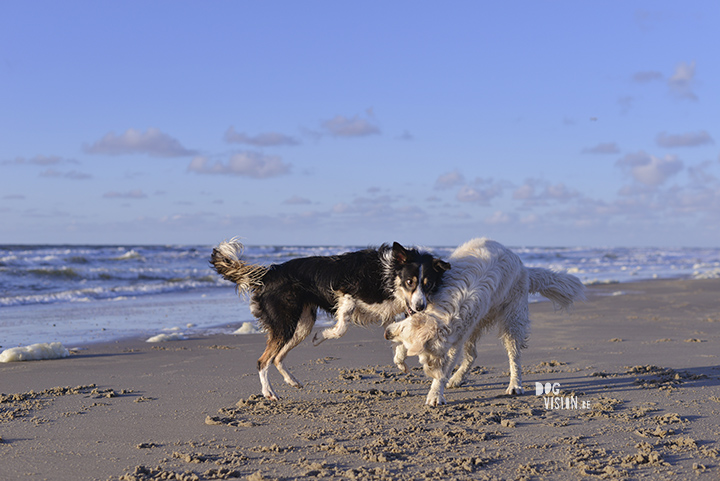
[
  {"xmin": 39, "ymin": 169, "xmax": 92, "ymax": 180},
  {"xmin": 103, "ymin": 189, "xmax": 147, "ymax": 199},
  {"xmin": 435, "ymin": 171, "xmax": 465, "ymax": 190},
  {"xmin": 668, "ymin": 61, "xmax": 697, "ymax": 100},
  {"xmin": 321, "ymin": 115, "xmax": 380, "ymax": 137},
  {"xmin": 632, "ymin": 70, "xmax": 663, "ymax": 83},
  {"xmin": 283, "ymin": 195, "xmax": 312, "ymax": 205},
  {"xmin": 581, "ymin": 142, "xmax": 620, "ymax": 155},
  {"xmin": 456, "ymin": 183, "xmax": 503, "ymax": 205},
  {"xmin": 617, "ymin": 96, "xmax": 634, "ymax": 115},
  {"xmin": 656, "ymin": 130, "xmax": 713, "ymax": 148},
  {"xmin": 616, "ymin": 151, "xmax": 683, "ymax": 186},
  {"xmin": 4, "ymin": 155, "xmax": 77, "ymax": 166},
  {"xmin": 85, "ymin": 128, "xmax": 197, "ymax": 157},
  {"xmin": 512, "ymin": 179, "xmax": 580, "ymax": 206},
  {"xmin": 396, "ymin": 131, "xmax": 414, "ymax": 141},
  {"xmin": 330, "ymin": 194, "xmax": 427, "ymax": 225},
  {"xmin": 224, "ymin": 127, "xmax": 300, "ymax": 147},
  {"xmin": 188, "ymin": 152, "xmax": 291, "ymax": 179},
  {"xmin": 485, "ymin": 211, "xmax": 516, "ymax": 225}
]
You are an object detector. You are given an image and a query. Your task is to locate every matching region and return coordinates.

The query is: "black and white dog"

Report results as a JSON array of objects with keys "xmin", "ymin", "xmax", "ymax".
[{"xmin": 211, "ymin": 239, "xmax": 450, "ymax": 400}]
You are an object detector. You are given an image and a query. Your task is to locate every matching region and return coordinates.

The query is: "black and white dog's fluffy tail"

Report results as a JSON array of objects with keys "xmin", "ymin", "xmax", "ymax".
[
  {"xmin": 527, "ymin": 267, "xmax": 586, "ymax": 311},
  {"xmin": 210, "ymin": 239, "xmax": 267, "ymax": 294}
]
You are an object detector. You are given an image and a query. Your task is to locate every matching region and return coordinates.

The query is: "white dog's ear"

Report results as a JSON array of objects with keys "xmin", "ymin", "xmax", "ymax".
[
  {"xmin": 406, "ymin": 339, "xmax": 424, "ymax": 357},
  {"xmin": 406, "ymin": 316, "xmax": 436, "ymax": 356}
]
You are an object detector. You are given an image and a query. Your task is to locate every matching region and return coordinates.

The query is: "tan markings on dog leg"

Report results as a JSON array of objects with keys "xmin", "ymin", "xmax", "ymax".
[
  {"xmin": 274, "ymin": 306, "xmax": 315, "ymax": 388},
  {"xmin": 257, "ymin": 336, "xmax": 283, "ymax": 401}
]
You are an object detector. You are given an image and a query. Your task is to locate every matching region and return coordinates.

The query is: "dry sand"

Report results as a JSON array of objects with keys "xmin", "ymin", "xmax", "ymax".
[{"xmin": 1, "ymin": 278, "xmax": 719, "ymax": 480}]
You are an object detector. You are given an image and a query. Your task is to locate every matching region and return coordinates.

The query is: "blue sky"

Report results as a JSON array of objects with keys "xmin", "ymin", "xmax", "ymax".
[{"xmin": 2, "ymin": 2, "xmax": 718, "ymax": 247}]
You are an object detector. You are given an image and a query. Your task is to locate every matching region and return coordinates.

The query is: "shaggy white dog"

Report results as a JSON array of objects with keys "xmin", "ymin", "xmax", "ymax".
[{"xmin": 385, "ymin": 238, "xmax": 585, "ymax": 406}]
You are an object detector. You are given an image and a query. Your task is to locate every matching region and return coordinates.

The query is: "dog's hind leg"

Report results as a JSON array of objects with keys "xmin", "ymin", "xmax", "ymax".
[
  {"xmin": 258, "ymin": 336, "xmax": 284, "ymax": 401},
  {"xmin": 312, "ymin": 294, "xmax": 355, "ymax": 346},
  {"xmin": 499, "ymin": 309, "xmax": 529, "ymax": 395},
  {"xmin": 274, "ymin": 306, "xmax": 316, "ymax": 388},
  {"xmin": 447, "ymin": 328, "xmax": 480, "ymax": 388},
  {"xmin": 424, "ymin": 360, "xmax": 448, "ymax": 406}
]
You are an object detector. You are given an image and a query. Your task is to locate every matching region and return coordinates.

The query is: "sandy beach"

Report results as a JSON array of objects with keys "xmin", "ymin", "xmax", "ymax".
[{"xmin": 1, "ymin": 278, "xmax": 719, "ymax": 480}]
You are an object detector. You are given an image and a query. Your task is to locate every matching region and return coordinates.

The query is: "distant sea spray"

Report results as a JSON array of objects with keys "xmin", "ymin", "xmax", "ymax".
[{"xmin": 1, "ymin": 244, "xmax": 719, "ymax": 308}]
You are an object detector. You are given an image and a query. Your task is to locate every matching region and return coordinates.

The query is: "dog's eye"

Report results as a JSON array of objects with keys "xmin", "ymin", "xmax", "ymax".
[{"xmin": 406, "ymin": 278, "xmax": 416, "ymax": 288}]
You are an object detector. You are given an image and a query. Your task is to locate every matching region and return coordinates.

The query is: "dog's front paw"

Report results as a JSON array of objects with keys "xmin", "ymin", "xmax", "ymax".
[
  {"xmin": 505, "ymin": 384, "xmax": 525, "ymax": 395},
  {"xmin": 311, "ymin": 333, "xmax": 325, "ymax": 346},
  {"xmin": 284, "ymin": 378, "xmax": 303, "ymax": 389},
  {"xmin": 262, "ymin": 389, "xmax": 280, "ymax": 402},
  {"xmin": 395, "ymin": 361, "xmax": 408, "ymax": 374},
  {"xmin": 446, "ymin": 374, "xmax": 465, "ymax": 388},
  {"xmin": 425, "ymin": 392, "xmax": 446, "ymax": 406}
]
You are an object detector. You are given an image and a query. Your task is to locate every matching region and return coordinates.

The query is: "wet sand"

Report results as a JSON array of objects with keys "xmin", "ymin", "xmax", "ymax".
[{"xmin": 1, "ymin": 278, "xmax": 719, "ymax": 480}]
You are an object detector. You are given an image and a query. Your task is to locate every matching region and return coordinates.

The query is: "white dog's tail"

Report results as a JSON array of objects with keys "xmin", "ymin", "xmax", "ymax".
[
  {"xmin": 527, "ymin": 267, "xmax": 586, "ymax": 311},
  {"xmin": 210, "ymin": 239, "xmax": 267, "ymax": 294}
]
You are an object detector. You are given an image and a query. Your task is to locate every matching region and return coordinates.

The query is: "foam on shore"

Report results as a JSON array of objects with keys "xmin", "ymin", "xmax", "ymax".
[
  {"xmin": 0, "ymin": 342, "xmax": 70, "ymax": 362},
  {"xmin": 232, "ymin": 322, "xmax": 261, "ymax": 334},
  {"xmin": 145, "ymin": 332, "xmax": 188, "ymax": 343}
]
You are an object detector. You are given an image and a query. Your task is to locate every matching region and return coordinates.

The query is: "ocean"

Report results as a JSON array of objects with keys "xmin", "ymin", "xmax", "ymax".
[{"xmin": 2, "ymin": 244, "xmax": 719, "ymax": 349}]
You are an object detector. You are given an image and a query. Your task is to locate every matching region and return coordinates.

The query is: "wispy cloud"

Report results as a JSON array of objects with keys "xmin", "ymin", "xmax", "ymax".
[
  {"xmin": 103, "ymin": 189, "xmax": 147, "ymax": 199},
  {"xmin": 39, "ymin": 169, "xmax": 92, "ymax": 180},
  {"xmin": 581, "ymin": 142, "xmax": 620, "ymax": 155},
  {"xmin": 224, "ymin": 127, "xmax": 300, "ymax": 147},
  {"xmin": 617, "ymin": 96, "xmax": 634, "ymax": 115},
  {"xmin": 485, "ymin": 210, "xmax": 517, "ymax": 225},
  {"xmin": 283, "ymin": 195, "xmax": 312, "ymax": 205},
  {"xmin": 513, "ymin": 179, "xmax": 581, "ymax": 206},
  {"xmin": 632, "ymin": 70, "xmax": 663, "ymax": 83},
  {"xmin": 3, "ymin": 155, "xmax": 78, "ymax": 166},
  {"xmin": 85, "ymin": 128, "xmax": 197, "ymax": 157},
  {"xmin": 456, "ymin": 179, "xmax": 505, "ymax": 205},
  {"xmin": 616, "ymin": 151, "xmax": 683, "ymax": 186},
  {"xmin": 321, "ymin": 114, "xmax": 380, "ymax": 137},
  {"xmin": 668, "ymin": 61, "xmax": 698, "ymax": 101},
  {"xmin": 435, "ymin": 171, "xmax": 465, "ymax": 190},
  {"xmin": 396, "ymin": 131, "xmax": 414, "ymax": 141},
  {"xmin": 188, "ymin": 152, "xmax": 291, "ymax": 179},
  {"xmin": 656, "ymin": 130, "xmax": 713, "ymax": 148}
]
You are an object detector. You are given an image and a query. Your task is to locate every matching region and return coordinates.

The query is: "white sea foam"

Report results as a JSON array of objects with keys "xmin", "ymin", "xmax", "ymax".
[
  {"xmin": 233, "ymin": 322, "xmax": 261, "ymax": 335},
  {"xmin": 0, "ymin": 342, "xmax": 70, "ymax": 362},
  {"xmin": 145, "ymin": 331, "xmax": 187, "ymax": 342},
  {"xmin": 694, "ymin": 268, "xmax": 720, "ymax": 279},
  {"xmin": 2, "ymin": 244, "xmax": 720, "ymax": 348}
]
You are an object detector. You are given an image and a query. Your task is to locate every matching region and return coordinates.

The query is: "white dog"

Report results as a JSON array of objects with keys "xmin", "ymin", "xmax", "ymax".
[{"xmin": 385, "ymin": 238, "xmax": 585, "ymax": 406}]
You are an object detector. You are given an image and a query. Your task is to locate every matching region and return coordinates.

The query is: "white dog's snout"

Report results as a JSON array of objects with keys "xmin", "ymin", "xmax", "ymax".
[{"xmin": 384, "ymin": 326, "xmax": 395, "ymax": 340}]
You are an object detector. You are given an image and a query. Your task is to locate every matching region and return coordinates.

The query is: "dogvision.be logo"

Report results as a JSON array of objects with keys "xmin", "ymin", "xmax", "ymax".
[{"xmin": 535, "ymin": 382, "xmax": 591, "ymax": 410}]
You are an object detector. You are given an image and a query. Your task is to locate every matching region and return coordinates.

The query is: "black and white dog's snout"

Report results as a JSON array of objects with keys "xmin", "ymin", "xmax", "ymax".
[{"xmin": 409, "ymin": 288, "xmax": 428, "ymax": 313}]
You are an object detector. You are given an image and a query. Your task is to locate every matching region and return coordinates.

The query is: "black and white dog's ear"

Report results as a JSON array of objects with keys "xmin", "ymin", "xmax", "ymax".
[
  {"xmin": 392, "ymin": 242, "xmax": 409, "ymax": 264},
  {"xmin": 433, "ymin": 259, "xmax": 451, "ymax": 272}
]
